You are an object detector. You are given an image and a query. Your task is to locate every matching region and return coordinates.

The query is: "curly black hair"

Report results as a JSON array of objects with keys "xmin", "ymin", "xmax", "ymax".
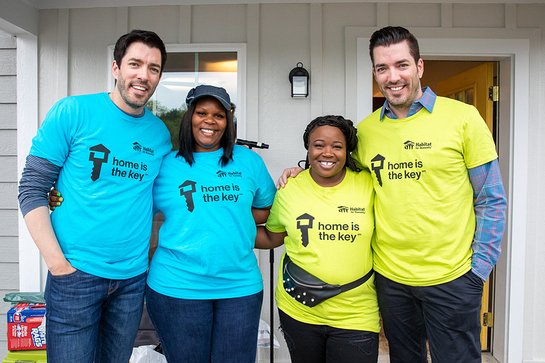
[{"xmin": 302, "ymin": 115, "xmax": 360, "ymax": 172}]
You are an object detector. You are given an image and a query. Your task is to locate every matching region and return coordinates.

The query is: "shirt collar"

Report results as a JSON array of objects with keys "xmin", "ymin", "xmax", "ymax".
[{"xmin": 379, "ymin": 87, "xmax": 436, "ymax": 120}]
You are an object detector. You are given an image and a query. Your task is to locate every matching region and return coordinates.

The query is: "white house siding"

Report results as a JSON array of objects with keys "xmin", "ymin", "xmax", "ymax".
[
  {"xmin": 0, "ymin": 2, "xmax": 540, "ymax": 362},
  {"xmin": 0, "ymin": 31, "xmax": 18, "ymax": 359}
]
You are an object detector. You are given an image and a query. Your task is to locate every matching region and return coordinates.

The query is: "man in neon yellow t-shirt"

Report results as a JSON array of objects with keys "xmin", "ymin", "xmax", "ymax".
[{"xmin": 353, "ymin": 26, "xmax": 507, "ymax": 363}]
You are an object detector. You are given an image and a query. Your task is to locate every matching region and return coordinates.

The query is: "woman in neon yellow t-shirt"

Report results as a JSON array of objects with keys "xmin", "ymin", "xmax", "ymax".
[{"xmin": 256, "ymin": 115, "xmax": 379, "ymax": 363}]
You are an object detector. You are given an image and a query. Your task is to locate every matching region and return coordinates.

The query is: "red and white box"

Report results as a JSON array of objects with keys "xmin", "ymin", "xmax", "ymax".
[{"xmin": 7, "ymin": 303, "xmax": 46, "ymax": 351}]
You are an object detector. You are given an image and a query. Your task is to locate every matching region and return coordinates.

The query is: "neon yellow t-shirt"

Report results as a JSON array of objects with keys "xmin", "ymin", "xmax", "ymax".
[
  {"xmin": 266, "ymin": 169, "xmax": 380, "ymax": 332},
  {"xmin": 353, "ymin": 96, "xmax": 498, "ymax": 286}
]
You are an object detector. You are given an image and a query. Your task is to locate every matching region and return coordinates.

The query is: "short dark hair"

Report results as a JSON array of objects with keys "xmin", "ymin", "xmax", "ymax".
[
  {"xmin": 113, "ymin": 29, "xmax": 167, "ymax": 73},
  {"xmin": 302, "ymin": 115, "xmax": 360, "ymax": 172},
  {"xmin": 177, "ymin": 97, "xmax": 236, "ymax": 167},
  {"xmin": 369, "ymin": 26, "xmax": 420, "ymax": 65}
]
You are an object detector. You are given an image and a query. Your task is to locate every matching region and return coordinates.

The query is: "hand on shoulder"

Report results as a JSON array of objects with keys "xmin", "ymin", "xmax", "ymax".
[{"xmin": 276, "ymin": 166, "xmax": 304, "ymax": 189}]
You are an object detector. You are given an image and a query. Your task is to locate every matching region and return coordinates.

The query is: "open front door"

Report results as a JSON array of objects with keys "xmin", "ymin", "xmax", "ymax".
[{"xmin": 434, "ymin": 62, "xmax": 497, "ymax": 351}]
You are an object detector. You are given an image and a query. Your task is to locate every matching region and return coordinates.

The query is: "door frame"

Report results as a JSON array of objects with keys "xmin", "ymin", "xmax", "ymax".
[{"xmin": 346, "ymin": 26, "xmax": 537, "ymax": 363}]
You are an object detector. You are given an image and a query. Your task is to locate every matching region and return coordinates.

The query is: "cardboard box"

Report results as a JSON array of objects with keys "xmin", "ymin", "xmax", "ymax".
[{"xmin": 6, "ymin": 303, "xmax": 46, "ymax": 351}]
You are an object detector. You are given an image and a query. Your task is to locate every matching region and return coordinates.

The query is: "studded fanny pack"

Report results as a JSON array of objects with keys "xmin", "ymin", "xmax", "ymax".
[{"xmin": 282, "ymin": 254, "xmax": 374, "ymax": 307}]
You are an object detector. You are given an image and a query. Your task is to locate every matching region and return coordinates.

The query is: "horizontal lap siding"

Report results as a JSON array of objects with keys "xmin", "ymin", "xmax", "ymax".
[{"xmin": 0, "ymin": 33, "xmax": 18, "ymax": 359}]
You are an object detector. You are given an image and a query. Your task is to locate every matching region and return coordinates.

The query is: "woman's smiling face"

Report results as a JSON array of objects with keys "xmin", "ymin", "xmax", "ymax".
[
  {"xmin": 191, "ymin": 97, "xmax": 227, "ymax": 152},
  {"xmin": 307, "ymin": 125, "xmax": 347, "ymax": 187}
]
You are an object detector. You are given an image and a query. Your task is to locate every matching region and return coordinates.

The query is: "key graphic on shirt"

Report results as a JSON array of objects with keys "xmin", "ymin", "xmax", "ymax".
[
  {"xmin": 88, "ymin": 144, "xmax": 111, "ymax": 181},
  {"xmin": 370, "ymin": 154, "xmax": 385, "ymax": 187},
  {"xmin": 179, "ymin": 180, "xmax": 197, "ymax": 212},
  {"xmin": 296, "ymin": 213, "xmax": 315, "ymax": 247}
]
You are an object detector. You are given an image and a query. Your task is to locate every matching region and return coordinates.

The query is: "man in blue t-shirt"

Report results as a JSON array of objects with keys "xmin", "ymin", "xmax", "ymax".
[{"xmin": 18, "ymin": 30, "xmax": 171, "ymax": 363}]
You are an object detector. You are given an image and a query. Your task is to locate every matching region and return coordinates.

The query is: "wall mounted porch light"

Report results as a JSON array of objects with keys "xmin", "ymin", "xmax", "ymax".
[{"xmin": 289, "ymin": 62, "xmax": 310, "ymax": 98}]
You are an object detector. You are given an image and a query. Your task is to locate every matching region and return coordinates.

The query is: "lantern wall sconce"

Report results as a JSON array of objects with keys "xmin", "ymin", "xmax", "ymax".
[{"xmin": 289, "ymin": 62, "xmax": 310, "ymax": 98}]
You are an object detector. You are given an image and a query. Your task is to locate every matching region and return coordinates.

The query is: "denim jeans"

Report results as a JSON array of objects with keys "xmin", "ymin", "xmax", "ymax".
[
  {"xmin": 375, "ymin": 270, "xmax": 483, "ymax": 363},
  {"xmin": 44, "ymin": 270, "xmax": 146, "ymax": 363},
  {"xmin": 146, "ymin": 286, "xmax": 263, "ymax": 363},
  {"xmin": 278, "ymin": 309, "xmax": 379, "ymax": 363}
]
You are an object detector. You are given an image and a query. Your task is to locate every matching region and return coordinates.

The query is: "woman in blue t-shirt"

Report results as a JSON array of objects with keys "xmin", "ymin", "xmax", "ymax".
[{"xmin": 144, "ymin": 85, "xmax": 276, "ymax": 363}]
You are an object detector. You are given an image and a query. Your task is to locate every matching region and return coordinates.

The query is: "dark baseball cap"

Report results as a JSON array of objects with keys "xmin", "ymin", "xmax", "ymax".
[{"xmin": 185, "ymin": 85, "xmax": 231, "ymax": 111}]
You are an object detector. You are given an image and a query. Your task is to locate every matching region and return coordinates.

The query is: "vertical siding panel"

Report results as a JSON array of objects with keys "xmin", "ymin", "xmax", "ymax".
[
  {"xmin": 389, "ymin": 3, "xmax": 441, "ymax": 27},
  {"xmin": 452, "ymin": 4, "xmax": 505, "ymax": 28},
  {"xmin": 441, "ymin": 3, "xmax": 453, "ymax": 28},
  {"xmin": 129, "ymin": 6, "xmax": 181, "ymax": 44},
  {"xmin": 178, "ymin": 5, "xmax": 191, "ymax": 44},
  {"xmin": 246, "ymin": 4, "xmax": 259, "ymax": 140},
  {"xmin": 69, "ymin": 8, "xmax": 117, "ymax": 95}
]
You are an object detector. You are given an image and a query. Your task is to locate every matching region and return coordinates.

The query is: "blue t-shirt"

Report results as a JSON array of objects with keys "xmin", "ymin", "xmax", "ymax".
[
  {"xmin": 30, "ymin": 92, "xmax": 172, "ymax": 279},
  {"xmin": 147, "ymin": 146, "xmax": 276, "ymax": 299}
]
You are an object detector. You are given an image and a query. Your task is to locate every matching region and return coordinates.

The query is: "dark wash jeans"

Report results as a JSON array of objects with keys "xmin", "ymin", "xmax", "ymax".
[
  {"xmin": 44, "ymin": 270, "xmax": 146, "ymax": 363},
  {"xmin": 278, "ymin": 309, "xmax": 379, "ymax": 363},
  {"xmin": 376, "ymin": 270, "xmax": 483, "ymax": 363},
  {"xmin": 146, "ymin": 286, "xmax": 263, "ymax": 363}
]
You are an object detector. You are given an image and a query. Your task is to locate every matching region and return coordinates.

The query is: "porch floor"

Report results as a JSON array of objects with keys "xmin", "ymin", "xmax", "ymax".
[{"xmin": 378, "ymin": 352, "xmax": 498, "ymax": 363}]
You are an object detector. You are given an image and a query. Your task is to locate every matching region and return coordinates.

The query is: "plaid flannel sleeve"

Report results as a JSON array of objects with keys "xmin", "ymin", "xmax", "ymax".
[{"xmin": 468, "ymin": 159, "xmax": 507, "ymax": 281}]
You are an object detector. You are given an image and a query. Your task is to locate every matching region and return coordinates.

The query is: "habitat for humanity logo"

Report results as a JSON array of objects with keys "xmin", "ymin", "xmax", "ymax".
[
  {"xmin": 132, "ymin": 142, "xmax": 155, "ymax": 155},
  {"xmin": 337, "ymin": 206, "xmax": 366, "ymax": 214},
  {"xmin": 216, "ymin": 170, "xmax": 242, "ymax": 178},
  {"xmin": 88, "ymin": 144, "xmax": 111, "ymax": 181},
  {"xmin": 404, "ymin": 140, "xmax": 432, "ymax": 150}
]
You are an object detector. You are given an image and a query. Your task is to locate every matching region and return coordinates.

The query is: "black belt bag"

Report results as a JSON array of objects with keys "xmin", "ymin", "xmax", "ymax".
[{"xmin": 282, "ymin": 254, "xmax": 374, "ymax": 307}]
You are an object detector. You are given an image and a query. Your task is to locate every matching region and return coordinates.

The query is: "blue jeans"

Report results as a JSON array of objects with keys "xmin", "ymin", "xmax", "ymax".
[
  {"xmin": 44, "ymin": 270, "xmax": 146, "ymax": 363},
  {"xmin": 278, "ymin": 309, "xmax": 378, "ymax": 363},
  {"xmin": 376, "ymin": 270, "xmax": 483, "ymax": 363},
  {"xmin": 146, "ymin": 286, "xmax": 263, "ymax": 363}
]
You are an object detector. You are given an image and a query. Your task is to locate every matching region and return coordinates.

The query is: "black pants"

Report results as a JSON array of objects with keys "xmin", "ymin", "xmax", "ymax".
[
  {"xmin": 278, "ymin": 309, "xmax": 378, "ymax": 363},
  {"xmin": 376, "ymin": 271, "xmax": 483, "ymax": 363}
]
